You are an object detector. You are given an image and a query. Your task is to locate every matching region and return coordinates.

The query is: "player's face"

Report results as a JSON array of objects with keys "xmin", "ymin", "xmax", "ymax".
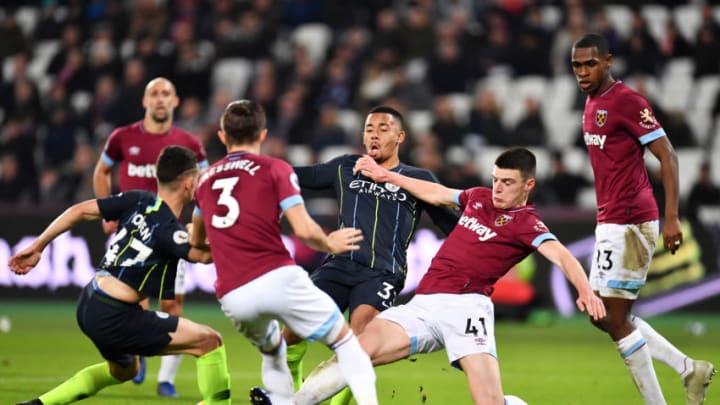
[
  {"xmin": 363, "ymin": 113, "xmax": 404, "ymax": 164},
  {"xmin": 143, "ymin": 79, "xmax": 179, "ymax": 123},
  {"xmin": 491, "ymin": 167, "xmax": 534, "ymax": 210},
  {"xmin": 571, "ymin": 47, "xmax": 611, "ymax": 96}
]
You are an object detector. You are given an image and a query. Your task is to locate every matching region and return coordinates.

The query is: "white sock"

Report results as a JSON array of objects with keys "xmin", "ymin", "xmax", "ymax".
[
  {"xmin": 616, "ymin": 329, "xmax": 667, "ymax": 404},
  {"xmin": 631, "ymin": 315, "xmax": 693, "ymax": 378},
  {"xmin": 332, "ymin": 332, "xmax": 378, "ymax": 405},
  {"xmin": 261, "ymin": 340, "xmax": 294, "ymax": 404},
  {"xmin": 505, "ymin": 395, "xmax": 528, "ymax": 405},
  {"xmin": 294, "ymin": 356, "xmax": 346, "ymax": 405},
  {"xmin": 158, "ymin": 354, "xmax": 182, "ymax": 384}
]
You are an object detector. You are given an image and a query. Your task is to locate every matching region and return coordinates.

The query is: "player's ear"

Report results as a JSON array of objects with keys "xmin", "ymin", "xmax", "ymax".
[
  {"xmin": 258, "ymin": 128, "xmax": 268, "ymax": 143},
  {"xmin": 171, "ymin": 95, "xmax": 179, "ymax": 109},
  {"xmin": 396, "ymin": 130, "xmax": 405, "ymax": 145},
  {"xmin": 217, "ymin": 130, "xmax": 227, "ymax": 145}
]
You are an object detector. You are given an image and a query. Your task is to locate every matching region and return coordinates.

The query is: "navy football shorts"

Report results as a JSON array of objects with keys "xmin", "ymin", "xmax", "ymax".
[
  {"xmin": 76, "ymin": 280, "xmax": 179, "ymax": 367},
  {"xmin": 311, "ymin": 257, "xmax": 405, "ymax": 314}
]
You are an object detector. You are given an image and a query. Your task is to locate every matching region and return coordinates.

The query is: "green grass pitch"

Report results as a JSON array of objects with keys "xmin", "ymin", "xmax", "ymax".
[{"xmin": 0, "ymin": 300, "xmax": 717, "ymax": 404}]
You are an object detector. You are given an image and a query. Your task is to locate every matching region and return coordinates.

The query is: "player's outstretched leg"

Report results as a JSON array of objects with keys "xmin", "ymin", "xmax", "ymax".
[
  {"xmin": 631, "ymin": 315, "xmax": 715, "ymax": 404},
  {"xmin": 157, "ymin": 354, "xmax": 182, "ymax": 397},
  {"xmin": 196, "ymin": 345, "xmax": 231, "ymax": 405},
  {"xmin": 286, "ymin": 340, "xmax": 307, "ymax": 391},
  {"xmin": 683, "ymin": 360, "xmax": 715, "ymax": 405}
]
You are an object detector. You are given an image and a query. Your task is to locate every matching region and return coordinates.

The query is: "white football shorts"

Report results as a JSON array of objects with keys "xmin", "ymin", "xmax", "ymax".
[
  {"xmin": 218, "ymin": 265, "xmax": 343, "ymax": 348},
  {"xmin": 589, "ymin": 221, "xmax": 658, "ymax": 300},
  {"xmin": 378, "ymin": 293, "xmax": 497, "ymax": 368}
]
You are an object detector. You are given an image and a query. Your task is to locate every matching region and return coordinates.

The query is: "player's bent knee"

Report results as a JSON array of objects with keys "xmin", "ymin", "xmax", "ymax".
[
  {"xmin": 110, "ymin": 362, "xmax": 138, "ymax": 382},
  {"xmin": 319, "ymin": 317, "xmax": 348, "ymax": 347}
]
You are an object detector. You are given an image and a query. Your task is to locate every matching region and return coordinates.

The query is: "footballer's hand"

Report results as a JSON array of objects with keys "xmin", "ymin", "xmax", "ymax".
[
  {"xmin": 102, "ymin": 219, "xmax": 119, "ymax": 235},
  {"xmin": 576, "ymin": 292, "xmax": 606, "ymax": 321},
  {"xmin": 8, "ymin": 247, "xmax": 42, "ymax": 275},
  {"xmin": 353, "ymin": 155, "xmax": 390, "ymax": 182},
  {"xmin": 662, "ymin": 217, "xmax": 683, "ymax": 255},
  {"xmin": 326, "ymin": 227, "xmax": 364, "ymax": 254}
]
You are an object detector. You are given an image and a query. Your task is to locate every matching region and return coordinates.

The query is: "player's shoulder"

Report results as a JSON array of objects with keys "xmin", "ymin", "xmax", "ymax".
[
  {"xmin": 108, "ymin": 122, "xmax": 141, "ymax": 138},
  {"xmin": 396, "ymin": 162, "xmax": 436, "ymax": 180},
  {"xmin": 119, "ymin": 189, "xmax": 156, "ymax": 203},
  {"xmin": 614, "ymin": 82, "xmax": 650, "ymax": 105}
]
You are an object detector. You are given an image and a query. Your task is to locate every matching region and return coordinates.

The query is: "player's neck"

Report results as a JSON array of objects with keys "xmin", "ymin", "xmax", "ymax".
[
  {"xmin": 227, "ymin": 143, "xmax": 260, "ymax": 155},
  {"xmin": 157, "ymin": 189, "xmax": 185, "ymax": 217},
  {"xmin": 594, "ymin": 77, "xmax": 616, "ymax": 97},
  {"xmin": 142, "ymin": 118, "xmax": 172, "ymax": 135},
  {"xmin": 378, "ymin": 155, "xmax": 400, "ymax": 170}
]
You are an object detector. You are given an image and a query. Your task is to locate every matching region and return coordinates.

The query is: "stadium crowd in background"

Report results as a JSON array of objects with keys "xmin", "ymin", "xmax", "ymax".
[{"xmin": 0, "ymin": 0, "xmax": 719, "ymax": 212}]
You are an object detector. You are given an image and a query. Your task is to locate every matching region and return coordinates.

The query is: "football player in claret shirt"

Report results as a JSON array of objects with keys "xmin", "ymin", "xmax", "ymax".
[
  {"xmin": 11, "ymin": 146, "xmax": 229, "ymax": 405},
  {"xmin": 92, "ymin": 77, "xmax": 209, "ymax": 396},
  {"xmin": 191, "ymin": 100, "xmax": 378, "ymax": 405},
  {"xmin": 572, "ymin": 33, "xmax": 714, "ymax": 405},
  {"xmin": 288, "ymin": 147, "xmax": 605, "ymax": 405}
]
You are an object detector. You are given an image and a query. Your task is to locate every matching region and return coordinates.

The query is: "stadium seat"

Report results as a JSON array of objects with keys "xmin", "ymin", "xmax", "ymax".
[
  {"xmin": 545, "ymin": 75, "xmax": 578, "ymax": 114},
  {"xmin": 446, "ymin": 92, "xmax": 472, "ymax": 126},
  {"xmin": 336, "ymin": 109, "xmax": 362, "ymax": 136},
  {"xmin": 286, "ymin": 145, "xmax": 313, "ymax": 166},
  {"xmin": 211, "ymin": 58, "xmax": 253, "ymax": 99},
  {"xmin": 659, "ymin": 61, "xmax": 693, "ymax": 111},
  {"xmin": 675, "ymin": 148, "xmax": 704, "ymax": 200},
  {"xmin": 291, "ymin": 23, "xmax": 332, "ymax": 65},
  {"xmin": 604, "ymin": 5, "xmax": 633, "ymax": 39},
  {"xmin": 561, "ymin": 147, "xmax": 594, "ymax": 181},
  {"xmin": 405, "ymin": 58, "xmax": 427, "ymax": 82},
  {"xmin": 685, "ymin": 110, "xmax": 713, "ymax": 148},
  {"xmin": 577, "ymin": 186, "xmax": 597, "ymax": 209},
  {"xmin": 317, "ymin": 145, "xmax": 357, "ymax": 164},
  {"xmin": 543, "ymin": 110, "xmax": 581, "ymax": 149},
  {"xmin": 406, "ymin": 110, "xmax": 434, "ymax": 138},
  {"xmin": 28, "ymin": 40, "xmax": 60, "ymax": 81},
  {"xmin": 689, "ymin": 75, "xmax": 720, "ymax": 112},
  {"xmin": 474, "ymin": 146, "xmax": 506, "ymax": 179},
  {"xmin": 502, "ymin": 76, "xmax": 547, "ymax": 128},
  {"xmin": 14, "ymin": 6, "xmax": 39, "ymax": 37},
  {"xmin": 70, "ymin": 91, "xmax": 92, "ymax": 114},
  {"xmin": 540, "ymin": 5, "xmax": 562, "ymax": 30},
  {"xmin": 446, "ymin": 145, "xmax": 473, "ymax": 166},
  {"xmin": 673, "ymin": 5, "xmax": 701, "ymax": 43},
  {"xmin": 526, "ymin": 146, "xmax": 551, "ymax": 180},
  {"xmin": 641, "ymin": 5, "xmax": 670, "ymax": 43}
]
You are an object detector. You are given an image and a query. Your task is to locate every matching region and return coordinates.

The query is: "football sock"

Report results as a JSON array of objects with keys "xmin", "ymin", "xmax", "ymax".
[
  {"xmin": 39, "ymin": 362, "xmax": 120, "ymax": 404},
  {"xmin": 332, "ymin": 332, "xmax": 377, "ymax": 405},
  {"xmin": 286, "ymin": 339, "xmax": 308, "ymax": 391},
  {"xmin": 329, "ymin": 387, "xmax": 353, "ymax": 405},
  {"xmin": 294, "ymin": 356, "xmax": 346, "ymax": 405},
  {"xmin": 616, "ymin": 329, "xmax": 667, "ymax": 405},
  {"xmin": 196, "ymin": 345, "xmax": 231, "ymax": 405},
  {"xmin": 631, "ymin": 315, "xmax": 694, "ymax": 378},
  {"xmin": 261, "ymin": 340, "xmax": 294, "ymax": 403},
  {"xmin": 157, "ymin": 354, "xmax": 182, "ymax": 384}
]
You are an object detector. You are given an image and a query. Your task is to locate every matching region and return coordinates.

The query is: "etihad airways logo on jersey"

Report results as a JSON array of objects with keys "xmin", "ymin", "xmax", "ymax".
[
  {"xmin": 458, "ymin": 215, "xmax": 497, "ymax": 241},
  {"xmin": 128, "ymin": 163, "xmax": 156, "ymax": 178},
  {"xmin": 583, "ymin": 133, "xmax": 607, "ymax": 149},
  {"xmin": 349, "ymin": 180, "xmax": 407, "ymax": 201}
]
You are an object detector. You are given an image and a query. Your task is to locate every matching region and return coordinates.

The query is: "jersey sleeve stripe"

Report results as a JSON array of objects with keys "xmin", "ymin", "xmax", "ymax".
[
  {"xmin": 279, "ymin": 195, "xmax": 304, "ymax": 212},
  {"xmin": 453, "ymin": 191, "xmax": 462, "ymax": 206},
  {"xmin": 193, "ymin": 206, "xmax": 201, "ymax": 217},
  {"xmin": 101, "ymin": 152, "xmax": 115, "ymax": 167},
  {"xmin": 198, "ymin": 159, "xmax": 210, "ymax": 169},
  {"xmin": 531, "ymin": 233, "xmax": 557, "ymax": 247},
  {"xmin": 638, "ymin": 128, "xmax": 666, "ymax": 145}
]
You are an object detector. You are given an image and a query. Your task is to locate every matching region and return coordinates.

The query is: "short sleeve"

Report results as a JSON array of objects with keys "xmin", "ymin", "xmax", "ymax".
[
  {"xmin": 96, "ymin": 191, "xmax": 143, "ymax": 221},
  {"xmin": 618, "ymin": 94, "xmax": 666, "ymax": 145},
  {"xmin": 272, "ymin": 159, "xmax": 304, "ymax": 212},
  {"xmin": 102, "ymin": 128, "xmax": 124, "ymax": 166}
]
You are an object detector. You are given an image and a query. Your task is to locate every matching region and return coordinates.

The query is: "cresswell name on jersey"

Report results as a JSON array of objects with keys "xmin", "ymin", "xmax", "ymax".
[
  {"xmin": 198, "ymin": 158, "xmax": 261, "ymax": 185},
  {"xmin": 349, "ymin": 179, "xmax": 408, "ymax": 202}
]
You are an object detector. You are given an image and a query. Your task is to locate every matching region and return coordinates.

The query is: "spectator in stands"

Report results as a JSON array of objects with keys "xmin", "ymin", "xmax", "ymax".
[
  {"xmin": 664, "ymin": 111, "xmax": 697, "ymax": 148},
  {"xmin": 128, "ymin": 0, "xmax": 168, "ymax": 40},
  {"xmin": 105, "ymin": 58, "xmax": 147, "ymax": 126},
  {"xmin": 403, "ymin": 5, "xmax": 435, "ymax": 61},
  {"xmin": 0, "ymin": 154, "xmax": 26, "ymax": 203},
  {"xmin": 0, "ymin": 117, "xmax": 38, "ymax": 201},
  {"xmin": 387, "ymin": 66, "xmax": 433, "ymax": 111},
  {"xmin": 692, "ymin": 25, "xmax": 720, "ymax": 78},
  {"xmin": 659, "ymin": 20, "xmax": 693, "ymax": 60},
  {"xmin": 47, "ymin": 24, "xmax": 84, "ymax": 77},
  {"xmin": 429, "ymin": 96, "xmax": 466, "ymax": 151},
  {"xmin": 310, "ymin": 103, "xmax": 349, "ymax": 153},
  {"xmin": 467, "ymin": 88, "xmax": 507, "ymax": 146},
  {"xmin": 0, "ymin": 12, "xmax": 31, "ymax": 59},
  {"xmin": 539, "ymin": 150, "xmax": 590, "ymax": 206},
  {"xmin": 43, "ymin": 83, "xmax": 80, "ymax": 168},
  {"xmin": 511, "ymin": 97, "xmax": 547, "ymax": 146},
  {"xmin": 514, "ymin": 5, "xmax": 553, "ymax": 77},
  {"xmin": 593, "ymin": 10, "xmax": 625, "ymax": 56},
  {"xmin": 427, "ymin": 38, "xmax": 470, "ymax": 94},
  {"xmin": 686, "ymin": 161, "xmax": 720, "ymax": 222}
]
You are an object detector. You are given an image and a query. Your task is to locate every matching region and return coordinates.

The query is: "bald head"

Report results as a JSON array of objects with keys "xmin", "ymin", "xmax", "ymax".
[{"xmin": 143, "ymin": 77, "xmax": 179, "ymax": 125}]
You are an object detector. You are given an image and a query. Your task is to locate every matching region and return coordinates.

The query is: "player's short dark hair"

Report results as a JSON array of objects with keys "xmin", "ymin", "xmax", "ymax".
[
  {"xmin": 221, "ymin": 100, "xmax": 266, "ymax": 145},
  {"xmin": 495, "ymin": 147, "xmax": 536, "ymax": 180},
  {"xmin": 573, "ymin": 33, "xmax": 609, "ymax": 56},
  {"xmin": 368, "ymin": 106, "xmax": 404, "ymax": 129},
  {"xmin": 156, "ymin": 146, "xmax": 198, "ymax": 184}
]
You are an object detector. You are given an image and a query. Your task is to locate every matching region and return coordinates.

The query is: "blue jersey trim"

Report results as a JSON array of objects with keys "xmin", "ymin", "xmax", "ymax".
[
  {"xmin": 198, "ymin": 160, "xmax": 209, "ymax": 169},
  {"xmin": 280, "ymin": 195, "xmax": 304, "ymax": 213},
  {"xmin": 453, "ymin": 191, "xmax": 462, "ymax": 206},
  {"xmin": 193, "ymin": 206, "xmax": 201, "ymax": 217},
  {"xmin": 531, "ymin": 233, "xmax": 557, "ymax": 247},
  {"xmin": 638, "ymin": 128, "xmax": 666, "ymax": 145},
  {"xmin": 409, "ymin": 336, "xmax": 418, "ymax": 356},
  {"xmin": 307, "ymin": 310, "xmax": 341, "ymax": 342},
  {"xmin": 101, "ymin": 152, "xmax": 115, "ymax": 167},
  {"xmin": 607, "ymin": 280, "xmax": 645, "ymax": 291}
]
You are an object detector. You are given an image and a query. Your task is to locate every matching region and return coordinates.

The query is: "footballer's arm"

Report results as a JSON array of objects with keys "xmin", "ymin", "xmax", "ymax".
[{"xmin": 284, "ymin": 204, "xmax": 363, "ymax": 255}]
